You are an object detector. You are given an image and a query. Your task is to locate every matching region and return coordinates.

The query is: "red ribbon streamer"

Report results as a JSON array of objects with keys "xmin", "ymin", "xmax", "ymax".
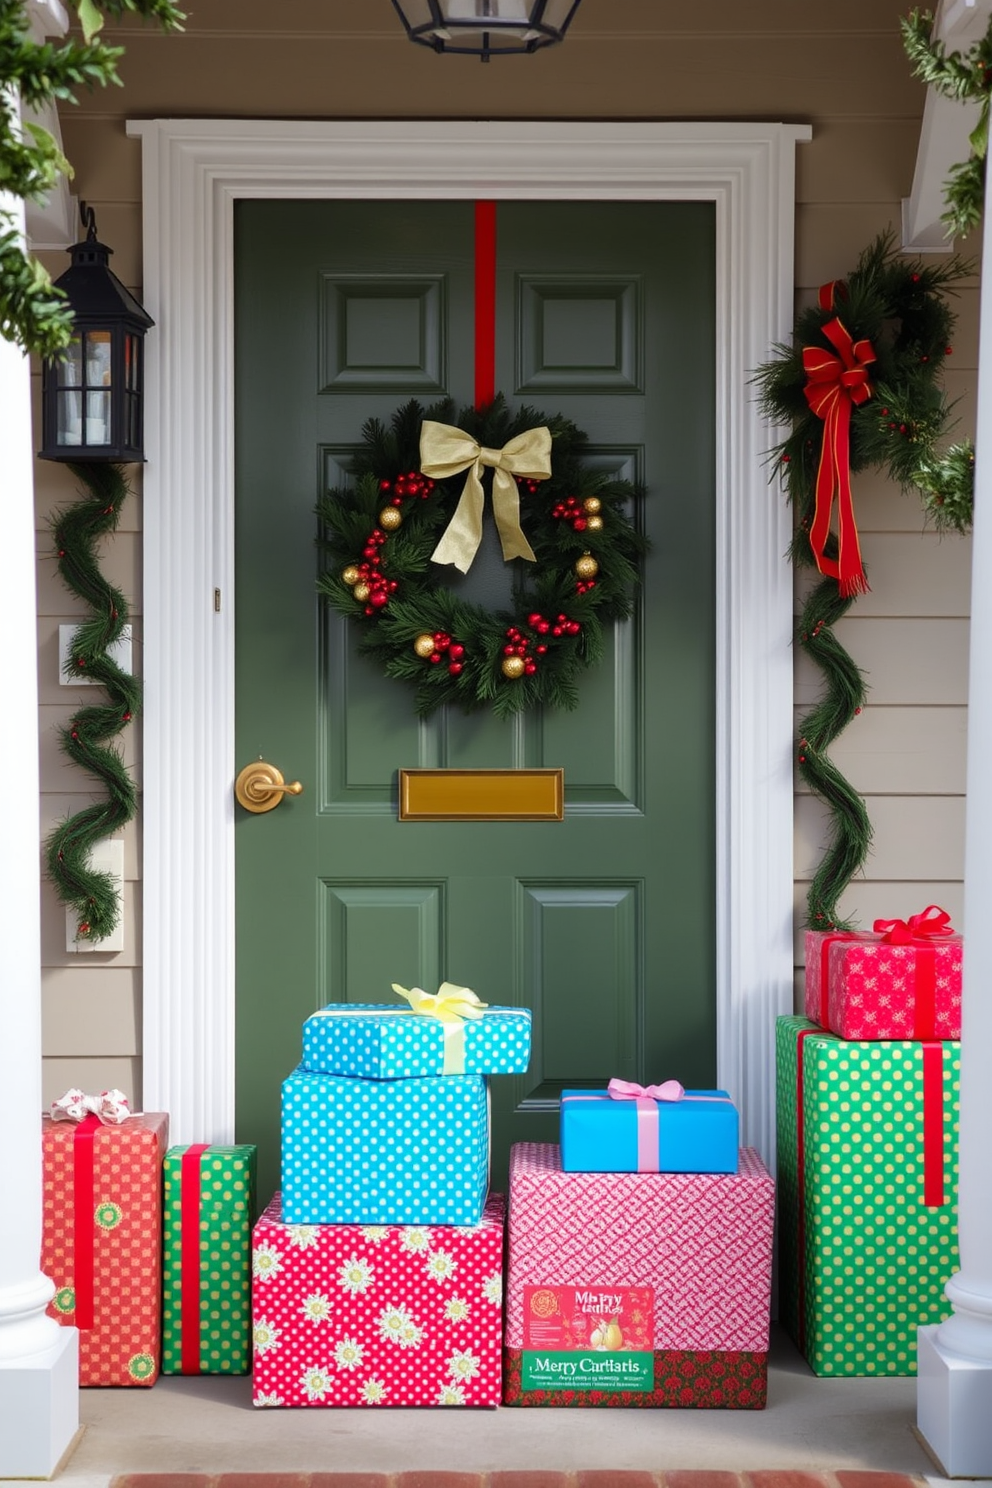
[
  {"xmin": 72, "ymin": 1113, "xmax": 100, "ymax": 1330},
  {"xmin": 922, "ymin": 1044, "xmax": 946, "ymax": 1208},
  {"xmin": 474, "ymin": 201, "xmax": 497, "ymax": 409},
  {"xmin": 181, "ymin": 1143, "xmax": 210, "ymax": 1374},
  {"xmin": 803, "ymin": 282, "xmax": 874, "ymax": 598}
]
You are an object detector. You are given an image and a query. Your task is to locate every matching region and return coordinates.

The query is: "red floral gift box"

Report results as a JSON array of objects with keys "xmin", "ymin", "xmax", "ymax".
[
  {"xmin": 251, "ymin": 1192, "xmax": 505, "ymax": 1407},
  {"xmin": 804, "ymin": 906, "xmax": 962, "ymax": 1041}
]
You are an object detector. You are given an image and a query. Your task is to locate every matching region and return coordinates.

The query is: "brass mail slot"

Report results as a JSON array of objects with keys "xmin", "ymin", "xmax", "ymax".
[{"xmin": 398, "ymin": 768, "xmax": 564, "ymax": 822}]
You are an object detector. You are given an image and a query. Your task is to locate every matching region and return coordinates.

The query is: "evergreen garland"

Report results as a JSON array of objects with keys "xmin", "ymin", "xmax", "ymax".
[
  {"xmin": 902, "ymin": 8, "xmax": 992, "ymax": 240},
  {"xmin": 317, "ymin": 396, "xmax": 646, "ymax": 719},
  {"xmin": 46, "ymin": 464, "xmax": 140, "ymax": 942},
  {"xmin": 754, "ymin": 233, "xmax": 973, "ymax": 930}
]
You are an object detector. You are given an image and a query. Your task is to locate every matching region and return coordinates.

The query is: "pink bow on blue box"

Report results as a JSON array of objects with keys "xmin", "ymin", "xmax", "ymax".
[{"xmin": 559, "ymin": 1079, "xmax": 739, "ymax": 1174}]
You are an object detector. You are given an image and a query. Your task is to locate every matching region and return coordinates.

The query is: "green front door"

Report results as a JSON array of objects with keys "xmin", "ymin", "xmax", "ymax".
[{"xmin": 234, "ymin": 200, "xmax": 716, "ymax": 1205}]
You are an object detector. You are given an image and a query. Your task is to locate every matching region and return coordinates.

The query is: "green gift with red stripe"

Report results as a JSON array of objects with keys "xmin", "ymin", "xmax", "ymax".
[
  {"xmin": 162, "ymin": 1144, "xmax": 257, "ymax": 1375},
  {"xmin": 776, "ymin": 1015, "xmax": 959, "ymax": 1377}
]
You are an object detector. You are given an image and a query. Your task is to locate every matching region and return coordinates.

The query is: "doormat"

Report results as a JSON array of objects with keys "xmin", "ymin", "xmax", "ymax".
[{"xmin": 109, "ymin": 1471, "xmax": 925, "ymax": 1488}]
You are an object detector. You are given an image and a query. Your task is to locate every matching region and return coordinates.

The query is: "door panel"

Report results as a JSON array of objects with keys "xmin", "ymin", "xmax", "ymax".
[{"xmin": 235, "ymin": 199, "xmax": 715, "ymax": 1205}]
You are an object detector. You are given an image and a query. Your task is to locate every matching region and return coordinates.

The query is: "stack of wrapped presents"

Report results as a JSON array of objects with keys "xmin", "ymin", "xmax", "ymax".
[
  {"xmin": 42, "ymin": 1089, "xmax": 256, "ymax": 1385},
  {"xmin": 504, "ymin": 1077, "xmax": 775, "ymax": 1408},
  {"xmin": 777, "ymin": 905, "xmax": 962, "ymax": 1376},
  {"xmin": 252, "ymin": 983, "xmax": 529, "ymax": 1407}
]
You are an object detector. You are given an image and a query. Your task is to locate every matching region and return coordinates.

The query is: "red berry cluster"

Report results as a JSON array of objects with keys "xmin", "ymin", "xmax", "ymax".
[
  {"xmin": 552, "ymin": 495, "xmax": 590, "ymax": 531},
  {"xmin": 516, "ymin": 477, "xmax": 542, "ymax": 496},
  {"xmin": 528, "ymin": 610, "xmax": 581, "ymax": 639},
  {"xmin": 358, "ymin": 528, "xmax": 399, "ymax": 614},
  {"xmin": 380, "ymin": 471, "xmax": 435, "ymax": 504},
  {"xmin": 575, "ymin": 575, "xmax": 597, "ymax": 596},
  {"xmin": 426, "ymin": 633, "xmax": 466, "ymax": 676}
]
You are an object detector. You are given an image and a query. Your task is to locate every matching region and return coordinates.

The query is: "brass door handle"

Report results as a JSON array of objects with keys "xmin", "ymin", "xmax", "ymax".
[{"xmin": 235, "ymin": 761, "xmax": 304, "ymax": 814}]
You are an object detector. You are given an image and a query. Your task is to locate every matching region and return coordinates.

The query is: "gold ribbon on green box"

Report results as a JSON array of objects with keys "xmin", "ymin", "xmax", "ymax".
[
  {"xmin": 391, "ymin": 980, "xmax": 489, "ymax": 1074},
  {"xmin": 420, "ymin": 419, "xmax": 551, "ymax": 574}
]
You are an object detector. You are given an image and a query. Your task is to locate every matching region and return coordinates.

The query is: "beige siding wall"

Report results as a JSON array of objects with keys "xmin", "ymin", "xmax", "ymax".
[{"xmin": 35, "ymin": 0, "xmax": 975, "ymax": 1100}]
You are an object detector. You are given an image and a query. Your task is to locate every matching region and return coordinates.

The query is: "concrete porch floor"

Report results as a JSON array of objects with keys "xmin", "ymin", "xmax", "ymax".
[{"xmin": 39, "ymin": 1330, "xmax": 956, "ymax": 1487}]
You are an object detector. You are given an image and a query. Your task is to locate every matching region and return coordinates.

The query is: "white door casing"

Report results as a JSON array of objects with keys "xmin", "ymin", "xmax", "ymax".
[{"xmin": 126, "ymin": 119, "xmax": 809, "ymax": 1164}]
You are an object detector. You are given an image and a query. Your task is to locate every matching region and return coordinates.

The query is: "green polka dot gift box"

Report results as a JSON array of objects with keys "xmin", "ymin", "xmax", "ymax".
[
  {"xmin": 162, "ymin": 1144, "xmax": 257, "ymax": 1374},
  {"xmin": 776, "ymin": 1016, "xmax": 959, "ymax": 1377}
]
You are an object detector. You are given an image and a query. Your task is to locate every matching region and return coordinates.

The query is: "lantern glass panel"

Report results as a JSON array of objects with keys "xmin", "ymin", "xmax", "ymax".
[
  {"xmin": 85, "ymin": 329, "xmax": 112, "ymax": 388},
  {"xmin": 56, "ymin": 388, "xmax": 83, "ymax": 445},
  {"xmin": 61, "ymin": 337, "xmax": 83, "ymax": 387},
  {"xmin": 85, "ymin": 389, "xmax": 112, "ymax": 446}
]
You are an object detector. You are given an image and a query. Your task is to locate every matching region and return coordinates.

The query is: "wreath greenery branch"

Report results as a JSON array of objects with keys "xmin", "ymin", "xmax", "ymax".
[
  {"xmin": 317, "ymin": 396, "xmax": 647, "ymax": 720},
  {"xmin": 902, "ymin": 7, "xmax": 992, "ymax": 240},
  {"xmin": 45, "ymin": 464, "xmax": 140, "ymax": 942},
  {"xmin": 754, "ymin": 231, "xmax": 973, "ymax": 929}
]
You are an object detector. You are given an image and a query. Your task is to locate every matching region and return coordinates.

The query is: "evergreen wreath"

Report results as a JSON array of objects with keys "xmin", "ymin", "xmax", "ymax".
[
  {"xmin": 46, "ymin": 464, "xmax": 140, "ymax": 942},
  {"xmin": 903, "ymin": 8, "xmax": 992, "ymax": 240},
  {"xmin": 317, "ymin": 396, "xmax": 646, "ymax": 719},
  {"xmin": 753, "ymin": 232, "xmax": 973, "ymax": 930}
]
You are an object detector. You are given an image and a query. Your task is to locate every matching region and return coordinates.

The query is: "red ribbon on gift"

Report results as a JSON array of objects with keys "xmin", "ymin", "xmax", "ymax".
[
  {"xmin": 872, "ymin": 905, "xmax": 956, "ymax": 1041},
  {"xmin": 803, "ymin": 282, "xmax": 875, "ymax": 598},
  {"xmin": 72, "ymin": 1114, "xmax": 100, "ymax": 1331},
  {"xmin": 181, "ymin": 1144, "xmax": 210, "ymax": 1374}
]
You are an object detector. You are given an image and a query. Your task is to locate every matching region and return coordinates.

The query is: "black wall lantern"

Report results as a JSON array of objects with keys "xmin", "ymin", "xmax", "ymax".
[
  {"xmin": 391, "ymin": 0, "xmax": 582, "ymax": 61},
  {"xmin": 39, "ymin": 203, "xmax": 154, "ymax": 463}
]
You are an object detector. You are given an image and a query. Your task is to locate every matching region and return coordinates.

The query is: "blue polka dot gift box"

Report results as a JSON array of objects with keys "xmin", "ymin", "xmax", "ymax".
[
  {"xmin": 281, "ymin": 1067, "xmax": 490, "ymax": 1226},
  {"xmin": 251, "ymin": 1191, "xmax": 505, "ymax": 1407},
  {"xmin": 301, "ymin": 983, "xmax": 531, "ymax": 1078}
]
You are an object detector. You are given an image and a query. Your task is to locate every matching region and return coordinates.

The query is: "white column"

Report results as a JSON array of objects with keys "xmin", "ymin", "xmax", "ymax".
[
  {"xmin": 917, "ymin": 208, "xmax": 992, "ymax": 1476},
  {"xmin": 0, "ymin": 188, "xmax": 79, "ymax": 1477}
]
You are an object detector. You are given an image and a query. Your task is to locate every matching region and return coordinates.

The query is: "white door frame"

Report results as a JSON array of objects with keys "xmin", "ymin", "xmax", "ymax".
[{"xmin": 126, "ymin": 119, "xmax": 808, "ymax": 1165}]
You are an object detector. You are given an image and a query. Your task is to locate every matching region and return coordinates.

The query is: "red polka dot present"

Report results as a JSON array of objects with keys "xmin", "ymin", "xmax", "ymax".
[
  {"xmin": 251, "ymin": 1192, "xmax": 504, "ymax": 1406},
  {"xmin": 42, "ymin": 1109, "xmax": 169, "ymax": 1386}
]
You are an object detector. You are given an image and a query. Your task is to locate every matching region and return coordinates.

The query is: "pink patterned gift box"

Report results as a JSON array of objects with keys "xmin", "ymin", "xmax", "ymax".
[
  {"xmin": 251, "ymin": 1192, "xmax": 504, "ymax": 1407},
  {"xmin": 505, "ymin": 1142, "xmax": 773, "ymax": 1353},
  {"xmin": 804, "ymin": 927, "xmax": 962, "ymax": 1040}
]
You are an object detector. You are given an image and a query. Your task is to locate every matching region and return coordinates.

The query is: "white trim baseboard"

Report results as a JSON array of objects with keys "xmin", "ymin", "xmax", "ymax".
[{"xmin": 126, "ymin": 119, "xmax": 807, "ymax": 1164}]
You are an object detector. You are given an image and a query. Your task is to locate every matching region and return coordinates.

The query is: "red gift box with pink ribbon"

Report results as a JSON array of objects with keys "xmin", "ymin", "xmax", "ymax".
[{"xmin": 804, "ymin": 905, "xmax": 962, "ymax": 1041}]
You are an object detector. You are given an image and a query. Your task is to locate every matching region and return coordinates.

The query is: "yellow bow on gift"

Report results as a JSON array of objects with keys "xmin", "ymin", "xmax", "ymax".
[
  {"xmin": 420, "ymin": 420, "xmax": 551, "ymax": 574},
  {"xmin": 391, "ymin": 981, "xmax": 489, "ymax": 1074}
]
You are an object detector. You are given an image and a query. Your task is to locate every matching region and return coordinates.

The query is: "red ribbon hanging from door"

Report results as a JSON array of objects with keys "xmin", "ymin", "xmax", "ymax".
[
  {"xmin": 802, "ymin": 282, "xmax": 874, "ymax": 598},
  {"xmin": 475, "ymin": 201, "xmax": 497, "ymax": 408}
]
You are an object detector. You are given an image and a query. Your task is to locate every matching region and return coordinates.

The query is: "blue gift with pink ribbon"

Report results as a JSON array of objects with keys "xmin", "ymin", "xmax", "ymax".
[{"xmin": 559, "ymin": 1079, "xmax": 739, "ymax": 1174}]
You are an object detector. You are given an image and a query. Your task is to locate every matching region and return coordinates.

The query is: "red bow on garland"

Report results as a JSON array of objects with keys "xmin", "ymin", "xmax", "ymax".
[{"xmin": 803, "ymin": 281, "xmax": 876, "ymax": 597}]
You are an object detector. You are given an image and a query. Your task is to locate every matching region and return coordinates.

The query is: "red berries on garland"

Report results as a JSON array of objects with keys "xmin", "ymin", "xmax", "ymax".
[{"xmin": 501, "ymin": 613, "xmax": 581, "ymax": 680}]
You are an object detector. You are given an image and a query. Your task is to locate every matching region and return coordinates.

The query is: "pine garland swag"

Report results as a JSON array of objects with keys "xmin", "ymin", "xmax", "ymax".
[
  {"xmin": 902, "ymin": 8, "xmax": 992, "ymax": 240},
  {"xmin": 46, "ymin": 463, "xmax": 140, "ymax": 942},
  {"xmin": 316, "ymin": 396, "xmax": 647, "ymax": 720},
  {"xmin": 754, "ymin": 232, "xmax": 973, "ymax": 930}
]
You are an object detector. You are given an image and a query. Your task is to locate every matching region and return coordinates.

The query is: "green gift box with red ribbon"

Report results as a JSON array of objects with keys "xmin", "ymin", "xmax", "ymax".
[
  {"xmin": 804, "ymin": 906, "xmax": 962, "ymax": 1041},
  {"xmin": 162, "ymin": 1144, "xmax": 256, "ymax": 1375},
  {"xmin": 776, "ymin": 1015, "xmax": 959, "ymax": 1377}
]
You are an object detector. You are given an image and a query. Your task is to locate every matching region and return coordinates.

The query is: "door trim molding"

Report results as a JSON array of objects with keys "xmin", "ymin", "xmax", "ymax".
[{"xmin": 126, "ymin": 119, "xmax": 808, "ymax": 1164}]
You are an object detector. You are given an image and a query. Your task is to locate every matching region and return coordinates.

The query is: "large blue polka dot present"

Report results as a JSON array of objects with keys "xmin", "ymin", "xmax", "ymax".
[
  {"xmin": 281, "ymin": 1067, "xmax": 490, "ymax": 1226},
  {"xmin": 301, "ymin": 986, "xmax": 531, "ymax": 1079}
]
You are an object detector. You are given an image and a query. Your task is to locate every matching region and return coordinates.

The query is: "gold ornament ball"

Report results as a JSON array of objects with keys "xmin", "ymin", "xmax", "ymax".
[
  {"xmin": 501, "ymin": 655, "xmax": 526, "ymax": 680},
  {"xmin": 586, "ymin": 514, "xmax": 604, "ymax": 532},
  {"xmin": 413, "ymin": 633, "xmax": 437, "ymax": 658},
  {"xmin": 575, "ymin": 553, "xmax": 599, "ymax": 580},
  {"xmin": 342, "ymin": 564, "xmax": 361, "ymax": 586},
  {"xmin": 352, "ymin": 582, "xmax": 371, "ymax": 603},
  {"xmin": 583, "ymin": 496, "xmax": 602, "ymax": 515},
  {"xmin": 379, "ymin": 507, "xmax": 402, "ymax": 531}
]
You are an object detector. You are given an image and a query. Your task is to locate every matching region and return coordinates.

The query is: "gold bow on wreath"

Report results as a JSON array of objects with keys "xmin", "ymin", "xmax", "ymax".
[{"xmin": 419, "ymin": 419, "xmax": 552, "ymax": 574}]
